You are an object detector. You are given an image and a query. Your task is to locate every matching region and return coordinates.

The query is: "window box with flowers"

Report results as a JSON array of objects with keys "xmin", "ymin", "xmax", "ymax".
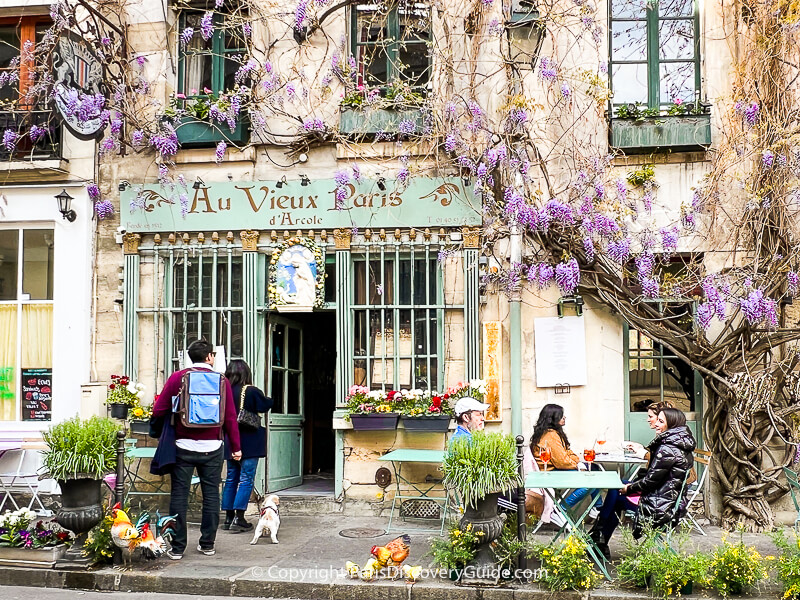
[
  {"xmin": 165, "ymin": 93, "xmax": 250, "ymax": 148},
  {"xmin": 399, "ymin": 390, "xmax": 454, "ymax": 432},
  {"xmin": 344, "ymin": 386, "xmax": 401, "ymax": 430},
  {"xmin": 105, "ymin": 374, "xmax": 145, "ymax": 420},
  {"xmin": 0, "ymin": 508, "xmax": 72, "ymax": 568},
  {"xmin": 610, "ymin": 111, "xmax": 711, "ymax": 153},
  {"xmin": 129, "ymin": 402, "xmax": 153, "ymax": 434}
]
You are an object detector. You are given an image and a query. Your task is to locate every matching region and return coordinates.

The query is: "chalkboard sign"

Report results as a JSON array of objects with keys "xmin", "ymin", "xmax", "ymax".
[{"xmin": 21, "ymin": 368, "xmax": 52, "ymax": 421}]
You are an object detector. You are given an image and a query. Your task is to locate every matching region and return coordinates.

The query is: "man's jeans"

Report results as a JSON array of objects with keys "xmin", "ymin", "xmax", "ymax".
[
  {"xmin": 169, "ymin": 446, "xmax": 223, "ymax": 554},
  {"xmin": 221, "ymin": 457, "xmax": 259, "ymax": 511}
]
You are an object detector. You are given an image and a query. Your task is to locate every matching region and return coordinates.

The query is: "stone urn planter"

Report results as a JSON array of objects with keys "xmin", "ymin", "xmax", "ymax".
[
  {"xmin": 54, "ymin": 477, "xmax": 104, "ymax": 569},
  {"xmin": 0, "ymin": 544, "xmax": 68, "ymax": 568},
  {"xmin": 457, "ymin": 492, "xmax": 506, "ymax": 586}
]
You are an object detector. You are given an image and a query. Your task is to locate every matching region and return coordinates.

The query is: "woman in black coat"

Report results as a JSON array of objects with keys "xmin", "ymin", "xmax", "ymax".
[
  {"xmin": 221, "ymin": 359, "xmax": 273, "ymax": 531},
  {"xmin": 590, "ymin": 407, "xmax": 695, "ymax": 559}
]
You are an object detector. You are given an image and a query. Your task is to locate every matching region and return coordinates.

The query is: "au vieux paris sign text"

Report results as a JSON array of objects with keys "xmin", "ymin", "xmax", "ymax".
[{"xmin": 120, "ymin": 178, "xmax": 481, "ymax": 232}]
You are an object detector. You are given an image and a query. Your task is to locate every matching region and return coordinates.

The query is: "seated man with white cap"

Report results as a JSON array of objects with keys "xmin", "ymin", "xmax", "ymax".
[{"xmin": 451, "ymin": 397, "xmax": 491, "ymax": 440}]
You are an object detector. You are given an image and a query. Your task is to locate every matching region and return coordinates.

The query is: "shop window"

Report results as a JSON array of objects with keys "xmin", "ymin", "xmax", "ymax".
[
  {"xmin": 627, "ymin": 328, "xmax": 695, "ymax": 414},
  {"xmin": 352, "ymin": 255, "xmax": 441, "ymax": 391},
  {"xmin": 169, "ymin": 252, "xmax": 243, "ymax": 370},
  {"xmin": 0, "ymin": 17, "xmax": 60, "ymax": 159},
  {"xmin": 0, "ymin": 228, "xmax": 54, "ymax": 421},
  {"xmin": 351, "ymin": 1, "xmax": 431, "ymax": 92}
]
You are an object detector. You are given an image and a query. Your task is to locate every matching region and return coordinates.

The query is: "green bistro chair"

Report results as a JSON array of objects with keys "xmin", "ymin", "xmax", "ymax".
[{"xmin": 782, "ymin": 466, "xmax": 800, "ymax": 533}]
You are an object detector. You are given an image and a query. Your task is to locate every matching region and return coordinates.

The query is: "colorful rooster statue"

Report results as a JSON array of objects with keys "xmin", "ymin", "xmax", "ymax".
[{"xmin": 109, "ymin": 504, "xmax": 178, "ymax": 565}]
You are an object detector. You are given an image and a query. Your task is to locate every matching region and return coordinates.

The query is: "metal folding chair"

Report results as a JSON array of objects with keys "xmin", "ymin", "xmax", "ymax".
[
  {"xmin": 680, "ymin": 449, "xmax": 711, "ymax": 535},
  {"xmin": 783, "ymin": 466, "xmax": 800, "ymax": 533},
  {"xmin": 0, "ymin": 446, "xmax": 51, "ymax": 515}
]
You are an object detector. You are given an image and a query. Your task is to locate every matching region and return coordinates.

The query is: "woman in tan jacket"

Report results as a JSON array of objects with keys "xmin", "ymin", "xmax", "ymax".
[{"xmin": 530, "ymin": 403, "xmax": 602, "ymax": 516}]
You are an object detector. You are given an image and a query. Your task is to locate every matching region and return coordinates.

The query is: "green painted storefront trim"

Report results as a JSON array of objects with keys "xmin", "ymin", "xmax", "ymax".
[
  {"xmin": 464, "ymin": 249, "xmax": 480, "ymax": 379},
  {"xmin": 123, "ymin": 253, "xmax": 140, "ymax": 379}
]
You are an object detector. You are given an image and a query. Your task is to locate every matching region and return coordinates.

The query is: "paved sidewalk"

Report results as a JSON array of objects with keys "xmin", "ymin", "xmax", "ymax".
[{"xmin": 0, "ymin": 513, "xmax": 786, "ymax": 599}]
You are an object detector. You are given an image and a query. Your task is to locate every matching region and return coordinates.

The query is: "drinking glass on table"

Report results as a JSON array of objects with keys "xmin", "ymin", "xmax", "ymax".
[
  {"xmin": 596, "ymin": 428, "xmax": 608, "ymax": 451},
  {"xmin": 583, "ymin": 448, "xmax": 595, "ymax": 470},
  {"xmin": 540, "ymin": 445, "xmax": 551, "ymax": 471}
]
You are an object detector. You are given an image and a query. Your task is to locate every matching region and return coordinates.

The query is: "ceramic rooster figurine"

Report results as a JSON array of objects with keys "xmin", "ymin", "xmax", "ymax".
[{"xmin": 370, "ymin": 534, "xmax": 411, "ymax": 568}]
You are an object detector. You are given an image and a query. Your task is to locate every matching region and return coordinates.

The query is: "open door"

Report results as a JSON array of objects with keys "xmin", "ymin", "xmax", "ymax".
[{"xmin": 267, "ymin": 317, "xmax": 304, "ymax": 492}]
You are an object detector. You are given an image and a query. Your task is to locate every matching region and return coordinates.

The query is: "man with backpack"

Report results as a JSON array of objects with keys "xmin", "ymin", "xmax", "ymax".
[{"xmin": 152, "ymin": 338, "xmax": 241, "ymax": 559}]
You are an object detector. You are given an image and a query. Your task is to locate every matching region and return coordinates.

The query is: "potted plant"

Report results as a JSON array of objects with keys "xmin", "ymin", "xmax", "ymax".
[
  {"xmin": 344, "ymin": 386, "xmax": 400, "ymax": 430},
  {"xmin": 429, "ymin": 520, "xmax": 483, "ymax": 582},
  {"xmin": 0, "ymin": 508, "xmax": 72, "ymax": 568},
  {"xmin": 399, "ymin": 390, "xmax": 454, "ymax": 432},
  {"xmin": 105, "ymin": 374, "xmax": 145, "ymax": 419},
  {"xmin": 442, "ymin": 432, "xmax": 521, "ymax": 584},
  {"xmin": 708, "ymin": 533, "xmax": 767, "ymax": 596},
  {"xmin": 129, "ymin": 401, "xmax": 153, "ymax": 434},
  {"xmin": 41, "ymin": 416, "xmax": 120, "ymax": 569},
  {"xmin": 533, "ymin": 534, "xmax": 602, "ymax": 591},
  {"xmin": 771, "ymin": 528, "xmax": 800, "ymax": 600}
]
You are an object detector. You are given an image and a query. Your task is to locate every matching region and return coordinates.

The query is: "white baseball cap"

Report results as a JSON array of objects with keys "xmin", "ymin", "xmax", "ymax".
[{"xmin": 454, "ymin": 397, "xmax": 491, "ymax": 417}]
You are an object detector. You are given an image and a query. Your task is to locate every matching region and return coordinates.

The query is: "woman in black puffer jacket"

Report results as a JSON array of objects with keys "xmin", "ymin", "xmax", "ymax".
[{"xmin": 590, "ymin": 407, "xmax": 695, "ymax": 559}]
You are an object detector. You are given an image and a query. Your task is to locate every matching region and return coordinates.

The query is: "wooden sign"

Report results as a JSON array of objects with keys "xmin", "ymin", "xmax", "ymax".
[
  {"xmin": 21, "ymin": 368, "xmax": 52, "ymax": 421},
  {"xmin": 482, "ymin": 321, "xmax": 502, "ymax": 421}
]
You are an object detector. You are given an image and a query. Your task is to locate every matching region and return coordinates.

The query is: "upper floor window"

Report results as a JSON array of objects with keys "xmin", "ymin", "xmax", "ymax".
[
  {"xmin": 179, "ymin": 11, "xmax": 247, "ymax": 97},
  {"xmin": 609, "ymin": 0, "xmax": 699, "ymax": 110},
  {"xmin": 351, "ymin": 1, "xmax": 431, "ymax": 92}
]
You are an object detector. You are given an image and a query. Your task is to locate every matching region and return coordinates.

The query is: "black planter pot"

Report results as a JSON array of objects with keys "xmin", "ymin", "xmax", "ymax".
[
  {"xmin": 129, "ymin": 420, "xmax": 150, "ymax": 435},
  {"xmin": 401, "ymin": 414, "xmax": 452, "ymax": 432},
  {"xmin": 458, "ymin": 492, "xmax": 506, "ymax": 585},
  {"xmin": 55, "ymin": 478, "xmax": 104, "ymax": 569},
  {"xmin": 350, "ymin": 413, "xmax": 399, "ymax": 430},
  {"xmin": 109, "ymin": 403, "xmax": 129, "ymax": 420}
]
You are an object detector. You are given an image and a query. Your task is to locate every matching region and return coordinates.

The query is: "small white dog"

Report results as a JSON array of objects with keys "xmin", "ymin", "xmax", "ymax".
[{"xmin": 250, "ymin": 494, "xmax": 280, "ymax": 545}]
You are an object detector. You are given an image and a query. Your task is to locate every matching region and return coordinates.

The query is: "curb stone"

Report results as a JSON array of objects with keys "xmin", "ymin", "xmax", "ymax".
[{"xmin": 0, "ymin": 566, "xmax": 777, "ymax": 599}]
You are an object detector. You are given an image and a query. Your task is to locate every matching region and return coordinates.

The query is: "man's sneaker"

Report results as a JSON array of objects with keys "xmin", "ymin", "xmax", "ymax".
[
  {"xmin": 549, "ymin": 510, "xmax": 567, "ymax": 528},
  {"xmin": 197, "ymin": 544, "xmax": 216, "ymax": 556},
  {"xmin": 588, "ymin": 506, "xmax": 600, "ymax": 520},
  {"xmin": 166, "ymin": 550, "xmax": 183, "ymax": 560}
]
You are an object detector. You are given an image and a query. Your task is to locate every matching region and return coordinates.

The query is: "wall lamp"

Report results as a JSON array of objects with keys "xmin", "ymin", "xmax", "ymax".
[
  {"xmin": 557, "ymin": 295, "xmax": 584, "ymax": 317},
  {"xmin": 192, "ymin": 177, "xmax": 206, "ymax": 190},
  {"xmin": 55, "ymin": 189, "xmax": 76, "ymax": 222},
  {"xmin": 300, "ymin": 174, "xmax": 311, "ymax": 186},
  {"xmin": 118, "ymin": 180, "xmax": 130, "ymax": 191},
  {"xmin": 276, "ymin": 175, "xmax": 288, "ymax": 188},
  {"xmin": 376, "ymin": 177, "xmax": 386, "ymax": 191}
]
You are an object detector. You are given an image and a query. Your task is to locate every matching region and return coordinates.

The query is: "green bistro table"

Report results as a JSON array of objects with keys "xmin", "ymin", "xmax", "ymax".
[
  {"xmin": 125, "ymin": 446, "xmax": 200, "ymax": 507},
  {"xmin": 526, "ymin": 470, "xmax": 624, "ymax": 580},
  {"xmin": 378, "ymin": 449, "xmax": 448, "ymax": 534}
]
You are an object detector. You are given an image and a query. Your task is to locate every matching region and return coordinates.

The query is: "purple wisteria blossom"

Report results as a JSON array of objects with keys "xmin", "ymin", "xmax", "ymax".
[
  {"xmin": 397, "ymin": 119, "xmax": 415, "ymax": 135},
  {"xmin": 352, "ymin": 164, "xmax": 362, "ymax": 183},
  {"xmin": 2, "ymin": 130, "xmax": 17, "ymax": 152},
  {"xmin": 215, "ymin": 141, "xmax": 226, "ymax": 164},
  {"xmin": 561, "ymin": 83, "xmax": 571, "ymax": 98},
  {"xmin": 789, "ymin": 270, "xmax": 799, "ymax": 297},
  {"xmin": 762, "ymin": 150, "xmax": 774, "ymax": 168},
  {"xmin": 215, "ymin": 0, "xmax": 224, "ymax": 7},
  {"xmin": 180, "ymin": 27, "xmax": 194, "ymax": 47},
  {"xmin": 744, "ymin": 102, "xmax": 759, "ymax": 126},
  {"xmin": 539, "ymin": 57, "xmax": 557, "ymax": 81},
  {"xmin": 660, "ymin": 226, "xmax": 679, "ymax": 253},
  {"xmin": 295, "ymin": 0, "xmax": 308, "ymax": 30},
  {"xmin": 739, "ymin": 288, "xmax": 778, "ymax": 327},
  {"xmin": 545, "ymin": 199, "xmax": 575, "ymax": 226},
  {"xmin": 503, "ymin": 187, "xmax": 534, "ymax": 227},
  {"xmin": 28, "ymin": 124, "xmax": 46, "ymax": 143},
  {"xmin": 635, "ymin": 252, "xmax": 655, "ymax": 279},
  {"xmin": 397, "ymin": 166, "xmax": 410, "ymax": 185},
  {"xmin": 242, "ymin": 21, "xmax": 252, "ymax": 37},
  {"xmin": 593, "ymin": 214, "xmax": 620, "ymax": 238},
  {"xmin": 94, "ymin": 199, "xmax": 114, "ymax": 219},
  {"xmin": 641, "ymin": 277, "xmax": 659, "ymax": 299},
  {"xmin": 702, "ymin": 276, "xmax": 727, "ymax": 320},
  {"xmin": 150, "ymin": 125, "xmax": 179, "ymax": 157},
  {"xmin": 334, "ymin": 169, "xmax": 350, "ymax": 209},
  {"xmin": 537, "ymin": 263, "xmax": 555, "ymax": 288},
  {"xmin": 87, "ymin": 183, "xmax": 101, "ymax": 201},
  {"xmin": 200, "ymin": 12, "xmax": 214, "ymax": 41},
  {"xmin": 607, "ymin": 237, "xmax": 631, "ymax": 264},
  {"xmin": 682, "ymin": 211, "xmax": 696, "ymax": 230},
  {"xmin": 555, "ymin": 258, "xmax": 580, "ymax": 295},
  {"xmin": 131, "ymin": 129, "xmax": 144, "ymax": 147},
  {"xmin": 303, "ymin": 118, "xmax": 325, "ymax": 132},
  {"xmin": 235, "ymin": 59, "xmax": 258, "ymax": 84},
  {"xmin": 444, "ymin": 132, "xmax": 457, "ymax": 152},
  {"xmin": 583, "ymin": 237, "xmax": 594, "ymax": 261}
]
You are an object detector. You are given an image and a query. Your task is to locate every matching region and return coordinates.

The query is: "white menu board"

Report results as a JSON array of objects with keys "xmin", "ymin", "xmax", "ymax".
[{"xmin": 534, "ymin": 316, "xmax": 588, "ymax": 387}]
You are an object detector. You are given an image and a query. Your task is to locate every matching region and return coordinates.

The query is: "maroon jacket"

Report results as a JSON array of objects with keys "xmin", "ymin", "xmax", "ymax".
[{"xmin": 153, "ymin": 366, "xmax": 241, "ymax": 453}]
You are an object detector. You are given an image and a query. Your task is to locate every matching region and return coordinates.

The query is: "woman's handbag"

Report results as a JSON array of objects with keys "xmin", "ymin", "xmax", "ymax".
[{"xmin": 237, "ymin": 385, "xmax": 261, "ymax": 430}]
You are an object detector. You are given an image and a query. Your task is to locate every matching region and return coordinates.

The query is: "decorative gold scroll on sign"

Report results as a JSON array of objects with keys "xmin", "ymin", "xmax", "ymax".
[{"xmin": 483, "ymin": 321, "xmax": 502, "ymax": 422}]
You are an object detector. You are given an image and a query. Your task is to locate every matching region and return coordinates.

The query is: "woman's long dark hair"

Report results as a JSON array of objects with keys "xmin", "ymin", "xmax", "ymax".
[
  {"xmin": 660, "ymin": 407, "xmax": 687, "ymax": 430},
  {"xmin": 225, "ymin": 359, "xmax": 253, "ymax": 388},
  {"xmin": 530, "ymin": 403, "xmax": 570, "ymax": 451}
]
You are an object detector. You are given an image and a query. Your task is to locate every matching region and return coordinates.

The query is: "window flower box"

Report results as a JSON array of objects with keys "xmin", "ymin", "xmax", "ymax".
[
  {"xmin": 350, "ymin": 413, "xmax": 400, "ymax": 430},
  {"xmin": 610, "ymin": 114, "xmax": 711, "ymax": 153},
  {"xmin": 175, "ymin": 116, "xmax": 249, "ymax": 148},
  {"xmin": 0, "ymin": 544, "xmax": 67, "ymax": 568},
  {"xmin": 400, "ymin": 414, "xmax": 452, "ymax": 432},
  {"xmin": 339, "ymin": 108, "xmax": 425, "ymax": 137}
]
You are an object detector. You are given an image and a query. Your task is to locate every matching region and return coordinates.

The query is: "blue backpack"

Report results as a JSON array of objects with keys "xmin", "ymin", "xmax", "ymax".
[{"xmin": 175, "ymin": 369, "xmax": 228, "ymax": 430}]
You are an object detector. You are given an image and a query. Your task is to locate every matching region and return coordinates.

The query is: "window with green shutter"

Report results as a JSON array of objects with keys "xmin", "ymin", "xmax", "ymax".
[{"xmin": 178, "ymin": 11, "xmax": 246, "ymax": 97}]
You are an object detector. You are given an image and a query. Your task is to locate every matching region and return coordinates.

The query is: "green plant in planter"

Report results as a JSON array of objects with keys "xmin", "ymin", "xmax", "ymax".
[
  {"xmin": 442, "ymin": 432, "xmax": 521, "ymax": 509},
  {"xmin": 616, "ymin": 525, "xmax": 667, "ymax": 588},
  {"xmin": 769, "ymin": 528, "xmax": 800, "ymax": 599},
  {"xmin": 649, "ymin": 550, "xmax": 709, "ymax": 598},
  {"xmin": 41, "ymin": 416, "xmax": 119, "ymax": 481},
  {"xmin": 490, "ymin": 514, "xmax": 538, "ymax": 570},
  {"xmin": 708, "ymin": 530, "xmax": 768, "ymax": 596},
  {"xmin": 429, "ymin": 520, "xmax": 483, "ymax": 570},
  {"xmin": 533, "ymin": 534, "xmax": 601, "ymax": 591}
]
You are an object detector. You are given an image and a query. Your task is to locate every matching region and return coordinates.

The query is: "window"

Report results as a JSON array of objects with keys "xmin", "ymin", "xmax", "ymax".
[
  {"xmin": 0, "ymin": 17, "xmax": 59, "ymax": 158},
  {"xmin": 169, "ymin": 252, "xmax": 243, "ymax": 371},
  {"xmin": 627, "ymin": 328, "xmax": 695, "ymax": 414},
  {"xmin": 352, "ymin": 255, "xmax": 442, "ymax": 391},
  {"xmin": 0, "ymin": 229, "xmax": 54, "ymax": 421},
  {"xmin": 351, "ymin": 1, "xmax": 431, "ymax": 91},
  {"xmin": 609, "ymin": 0, "xmax": 699, "ymax": 108},
  {"xmin": 178, "ymin": 11, "xmax": 247, "ymax": 96}
]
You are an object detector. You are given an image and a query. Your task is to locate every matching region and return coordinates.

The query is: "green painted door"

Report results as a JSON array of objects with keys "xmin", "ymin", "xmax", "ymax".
[
  {"xmin": 267, "ymin": 317, "xmax": 304, "ymax": 492},
  {"xmin": 624, "ymin": 324, "xmax": 703, "ymax": 448}
]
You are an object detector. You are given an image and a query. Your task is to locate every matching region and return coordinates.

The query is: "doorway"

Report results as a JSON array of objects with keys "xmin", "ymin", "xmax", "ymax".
[{"xmin": 266, "ymin": 312, "xmax": 336, "ymax": 494}]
